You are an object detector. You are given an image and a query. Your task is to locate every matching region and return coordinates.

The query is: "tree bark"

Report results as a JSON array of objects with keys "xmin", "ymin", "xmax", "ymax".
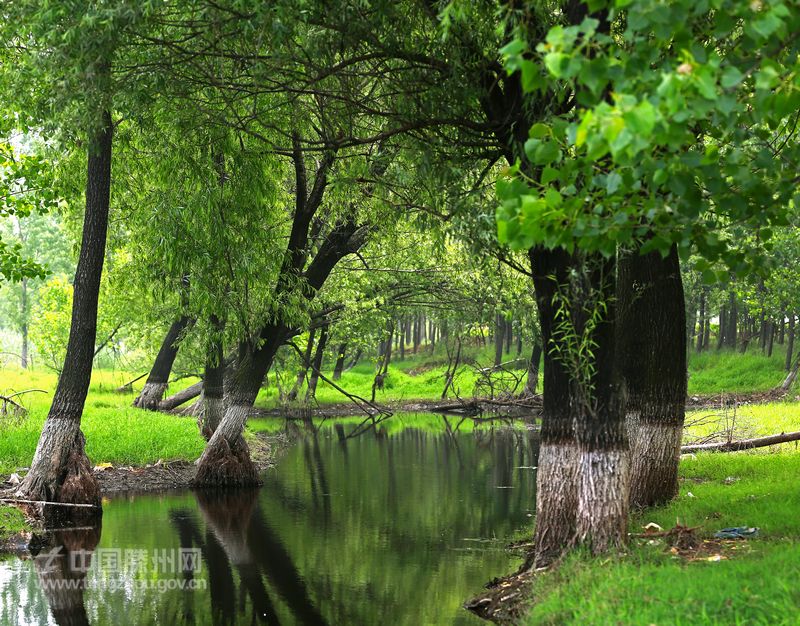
[
  {"xmin": 305, "ymin": 323, "xmax": 328, "ymax": 401},
  {"xmin": 696, "ymin": 291, "xmax": 706, "ymax": 352},
  {"xmin": 18, "ymin": 110, "xmax": 113, "ymax": 508},
  {"xmin": 160, "ymin": 380, "xmax": 203, "ymax": 411},
  {"xmin": 494, "ymin": 312, "xmax": 505, "ymax": 367},
  {"xmin": 785, "ymin": 314, "xmax": 795, "ymax": 372},
  {"xmin": 200, "ymin": 315, "xmax": 225, "ymax": 441},
  {"xmin": 525, "ymin": 247, "xmax": 579, "ymax": 570},
  {"xmin": 332, "ymin": 342, "xmax": 347, "ymax": 380},
  {"xmin": 618, "ymin": 245, "xmax": 686, "ymax": 508},
  {"xmin": 20, "ymin": 277, "xmax": 28, "ymax": 369},
  {"xmin": 134, "ymin": 315, "xmax": 194, "ymax": 410},
  {"xmin": 725, "ymin": 291, "xmax": 738, "ymax": 349},
  {"xmin": 523, "ymin": 342, "xmax": 542, "ymax": 396},
  {"xmin": 287, "ymin": 327, "xmax": 316, "ymax": 401}
]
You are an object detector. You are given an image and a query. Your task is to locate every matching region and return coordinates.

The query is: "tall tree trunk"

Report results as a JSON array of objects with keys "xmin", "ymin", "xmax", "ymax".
[
  {"xmin": 371, "ymin": 322, "xmax": 393, "ymax": 402},
  {"xmin": 767, "ymin": 321, "xmax": 775, "ymax": 358},
  {"xmin": 725, "ymin": 291, "xmax": 738, "ymax": 349},
  {"xmin": 716, "ymin": 306, "xmax": 727, "ymax": 350},
  {"xmin": 516, "ymin": 323, "xmax": 523, "ymax": 356},
  {"xmin": 287, "ymin": 328, "xmax": 316, "ymax": 401},
  {"xmin": 619, "ymin": 245, "xmax": 686, "ymax": 508},
  {"xmin": 702, "ymin": 308, "xmax": 711, "ymax": 351},
  {"xmin": 523, "ymin": 342, "xmax": 542, "ymax": 396},
  {"xmin": 779, "ymin": 310, "xmax": 786, "ymax": 345},
  {"xmin": 200, "ymin": 315, "xmax": 225, "ymax": 441},
  {"xmin": 20, "ymin": 277, "xmax": 28, "ymax": 369},
  {"xmin": 571, "ymin": 254, "xmax": 628, "ymax": 555},
  {"xmin": 525, "ymin": 248, "xmax": 579, "ymax": 570},
  {"xmin": 494, "ymin": 312, "xmax": 505, "ymax": 367},
  {"xmin": 332, "ymin": 342, "xmax": 347, "ymax": 380},
  {"xmin": 134, "ymin": 315, "xmax": 194, "ymax": 410},
  {"xmin": 505, "ymin": 318, "xmax": 513, "ymax": 354},
  {"xmin": 785, "ymin": 314, "xmax": 795, "ymax": 372},
  {"xmin": 305, "ymin": 324, "xmax": 328, "ymax": 401},
  {"xmin": 18, "ymin": 110, "xmax": 113, "ymax": 507},
  {"xmin": 696, "ymin": 291, "xmax": 706, "ymax": 352}
]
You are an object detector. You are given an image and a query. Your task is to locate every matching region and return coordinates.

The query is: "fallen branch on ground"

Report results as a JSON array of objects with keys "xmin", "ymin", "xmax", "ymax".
[{"xmin": 681, "ymin": 430, "xmax": 800, "ymax": 453}]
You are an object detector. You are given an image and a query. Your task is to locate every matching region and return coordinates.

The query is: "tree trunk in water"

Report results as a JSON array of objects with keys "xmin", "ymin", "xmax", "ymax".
[
  {"xmin": 288, "ymin": 328, "xmax": 315, "ymax": 401},
  {"xmin": 523, "ymin": 342, "xmax": 542, "ymax": 396},
  {"xmin": 305, "ymin": 324, "xmax": 328, "ymax": 401},
  {"xmin": 18, "ymin": 110, "xmax": 113, "ymax": 508},
  {"xmin": 201, "ymin": 316, "xmax": 225, "ymax": 441},
  {"xmin": 494, "ymin": 312, "xmax": 504, "ymax": 367},
  {"xmin": 20, "ymin": 277, "xmax": 28, "ymax": 369},
  {"xmin": 785, "ymin": 315, "xmax": 795, "ymax": 372},
  {"xmin": 618, "ymin": 245, "xmax": 686, "ymax": 508},
  {"xmin": 525, "ymin": 248, "xmax": 579, "ymax": 570},
  {"xmin": 134, "ymin": 315, "xmax": 194, "ymax": 410},
  {"xmin": 332, "ymin": 343, "xmax": 347, "ymax": 380}
]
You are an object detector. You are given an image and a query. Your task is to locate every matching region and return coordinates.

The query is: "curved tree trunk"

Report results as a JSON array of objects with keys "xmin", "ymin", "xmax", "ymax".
[
  {"xmin": 619, "ymin": 245, "xmax": 686, "ymax": 508},
  {"xmin": 134, "ymin": 315, "xmax": 194, "ymax": 410},
  {"xmin": 523, "ymin": 342, "xmax": 542, "ymax": 396},
  {"xmin": 18, "ymin": 110, "xmax": 112, "ymax": 508}
]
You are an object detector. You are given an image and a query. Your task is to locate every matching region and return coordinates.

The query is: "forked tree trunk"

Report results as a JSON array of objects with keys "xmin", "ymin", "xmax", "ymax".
[
  {"xmin": 332, "ymin": 343, "xmax": 347, "ymax": 380},
  {"xmin": 18, "ymin": 110, "xmax": 113, "ymax": 507},
  {"xmin": 619, "ymin": 245, "xmax": 686, "ymax": 508},
  {"xmin": 134, "ymin": 315, "xmax": 194, "ymax": 410},
  {"xmin": 525, "ymin": 248, "xmax": 579, "ymax": 570}
]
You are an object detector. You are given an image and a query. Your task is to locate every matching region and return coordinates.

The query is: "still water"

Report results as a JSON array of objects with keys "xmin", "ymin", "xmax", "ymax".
[{"xmin": 0, "ymin": 414, "xmax": 538, "ymax": 625}]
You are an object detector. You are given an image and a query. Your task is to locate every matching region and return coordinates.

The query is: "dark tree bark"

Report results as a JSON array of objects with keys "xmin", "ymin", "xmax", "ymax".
[
  {"xmin": 716, "ymin": 306, "xmax": 727, "ymax": 350},
  {"xmin": 702, "ymin": 306, "xmax": 711, "ymax": 350},
  {"xmin": 505, "ymin": 318, "xmax": 513, "ymax": 354},
  {"xmin": 786, "ymin": 314, "xmax": 795, "ymax": 372},
  {"xmin": 494, "ymin": 312, "xmax": 505, "ymax": 367},
  {"xmin": 134, "ymin": 315, "xmax": 194, "ymax": 410},
  {"xmin": 779, "ymin": 310, "xmax": 786, "ymax": 345},
  {"xmin": 332, "ymin": 342, "xmax": 347, "ymax": 380},
  {"xmin": 767, "ymin": 321, "xmax": 775, "ymax": 358},
  {"xmin": 618, "ymin": 245, "xmax": 686, "ymax": 508},
  {"xmin": 725, "ymin": 291, "xmax": 738, "ymax": 349},
  {"xmin": 371, "ymin": 321, "xmax": 393, "ymax": 402},
  {"xmin": 19, "ymin": 110, "xmax": 113, "ymax": 507},
  {"xmin": 525, "ymin": 247, "xmax": 579, "ymax": 570},
  {"xmin": 288, "ymin": 327, "xmax": 316, "ymax": 402},
  {"xmin": 305, "ymin": 323, "xmax": 328, "ymax": 401},
  {"xmin": 696, "ymin": 291, "xmax": 706, "ymax": 352},
  {"xmin": 522, "ymin": 342, "xmax": 542, "ymax": 396}
]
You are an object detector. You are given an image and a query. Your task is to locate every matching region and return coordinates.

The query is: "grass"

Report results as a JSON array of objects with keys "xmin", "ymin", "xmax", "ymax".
[
  {"xmin": 688, "ymin": 346, "xmax": 790, "ymax": 395},
  {"xmin": 0, "ymin": 368, "xmax": 206, "ymax": 474},
  {"xmin": 525, "ymin": 450, "xmax": 800, "ymax": 625},
  {"xmin": 0, "ymin": 505, "xmax": 29, "ymax": 541}
]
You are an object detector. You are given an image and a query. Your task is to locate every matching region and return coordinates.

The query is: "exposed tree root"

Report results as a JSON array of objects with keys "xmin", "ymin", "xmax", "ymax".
[{"xmin": 192, "ymin": 436, "xmax": 262, "ymax": 488}]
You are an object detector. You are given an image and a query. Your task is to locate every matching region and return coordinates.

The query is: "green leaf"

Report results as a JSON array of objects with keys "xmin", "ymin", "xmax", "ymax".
[
  {"xmin": 606, "ymin": 171, "xmax": 622, "ymax": 194},
  {"xmin": 720, "ymin": 65, "xmax": 744, "ymax": 89}
]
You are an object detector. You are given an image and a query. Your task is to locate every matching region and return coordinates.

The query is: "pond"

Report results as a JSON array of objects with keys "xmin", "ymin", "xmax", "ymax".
[{"xmin": 0, "ymin": 414, "xmax": 539, "ymax": 625}]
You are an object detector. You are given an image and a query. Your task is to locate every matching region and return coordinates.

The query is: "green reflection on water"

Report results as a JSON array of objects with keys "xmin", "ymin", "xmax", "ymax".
[{"xmin": 0, "ymin": 414, "xmax": 538, "ymax": 625}]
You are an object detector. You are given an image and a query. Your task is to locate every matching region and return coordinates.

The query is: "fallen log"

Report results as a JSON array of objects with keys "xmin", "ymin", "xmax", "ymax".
[
  {"xmin": 681, "ymin": 430, "xmax": 800, "ymax": 453},
  {"xmin": 158, "ymin": 380, "xmax": 203, "ymax": 411},
  {"xmin": 115, "ymin": 372, "xmax": 147, "ymax": 393}
]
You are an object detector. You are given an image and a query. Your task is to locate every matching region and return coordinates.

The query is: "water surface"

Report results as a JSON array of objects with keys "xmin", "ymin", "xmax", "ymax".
[{"xmin": 0, "ymin": 414, "xmax": 538, "ymax": 625}]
